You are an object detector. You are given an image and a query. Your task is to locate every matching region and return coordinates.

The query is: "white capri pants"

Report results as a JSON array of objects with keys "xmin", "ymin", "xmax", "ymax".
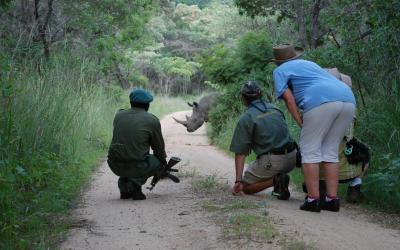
[{"xmin": 300, "ymin": 101, "xmax": 355, "ymax": 163}]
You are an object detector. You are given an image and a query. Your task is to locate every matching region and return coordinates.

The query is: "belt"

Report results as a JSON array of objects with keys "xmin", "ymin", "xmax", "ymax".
[{"xmin": 258, "ymin": 142, "xmax": 296, "ymax": 158}]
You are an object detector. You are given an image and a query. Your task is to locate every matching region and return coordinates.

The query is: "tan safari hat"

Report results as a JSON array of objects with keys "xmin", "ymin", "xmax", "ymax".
[{"xmin": 272, "ymin": 44, "xmax": 304, "ymax": 63}]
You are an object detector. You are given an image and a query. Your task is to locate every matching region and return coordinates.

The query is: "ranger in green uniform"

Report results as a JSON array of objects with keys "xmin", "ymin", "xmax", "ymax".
[
  {"xmin": 231, "ymin": 81, "xmax": 297, "ymax": 200},
  {"xmin": 107, "ymin": 89, "xmax": 167, "ymax": 200}
]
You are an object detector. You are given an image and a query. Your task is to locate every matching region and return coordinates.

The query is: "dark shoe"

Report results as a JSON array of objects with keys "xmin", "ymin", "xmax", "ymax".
[
  {"xmin": 346, "ymin": 185, "xmax": 362, "ymax": 203},
  {"xmin": 300, "ymin": 198, "xmax": 321, "ymax": 212},
  {"xmin": 120, "ymin": 192, "xmax": 131, "ymax": 199},
  {"xmin": 272, "ymin": 174, "xmax": 290, "ymax": 200},
  {"xmin": 131, "ymin": 184, "xmax": 146, "ymax": 200},
  {"xmin": 321, "ymin": 198, "xmax": 340, "ymax": 212}
]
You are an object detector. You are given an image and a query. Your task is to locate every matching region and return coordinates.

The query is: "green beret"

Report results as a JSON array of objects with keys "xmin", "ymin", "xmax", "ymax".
[{"xmin": 129, "ymin": 88, "xmax": 153, "ymax": 103}]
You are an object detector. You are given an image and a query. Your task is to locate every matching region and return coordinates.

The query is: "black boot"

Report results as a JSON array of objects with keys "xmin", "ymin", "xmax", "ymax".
[
  {"xmin": 321, "ymin": 198, "xmax": 340, "ymax": 212},
  {"xmin": 346, "ymin": 185, "xmax": 362, "ymax": 203},
  {"xmin": 120, "ymin": 192, "xmax": 131, "ymax": 199},
  {"xmin": 300, "ymin": 198, "xmax": 321, "ymax": 212},
  {"xmin": 131, "ymin": 184, "xmax": 146, "ymax": 200},
  {"xmin": 272, "ymin": 174, "xmax": 290, "ymax": 200}
]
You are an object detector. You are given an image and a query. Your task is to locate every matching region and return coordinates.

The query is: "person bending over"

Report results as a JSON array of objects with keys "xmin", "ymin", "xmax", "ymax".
[{"xmin": 272, "ymin": 44, "xmax": 356, "ymax": 212}]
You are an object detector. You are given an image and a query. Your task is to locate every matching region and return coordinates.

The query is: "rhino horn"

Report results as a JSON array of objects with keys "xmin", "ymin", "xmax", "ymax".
[
  {"xmin": 173, "ymin": 117, "xmax": 188, "ymax": 127},
  {"xmin": 187, "ymin": 102, "xmax": 193, "ymax": 107}
]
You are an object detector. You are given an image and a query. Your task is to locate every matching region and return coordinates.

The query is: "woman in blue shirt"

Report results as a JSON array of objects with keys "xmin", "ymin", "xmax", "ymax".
[{"xmin": 272, "ymin": 44, "xmax": 356, "ymax": 212}]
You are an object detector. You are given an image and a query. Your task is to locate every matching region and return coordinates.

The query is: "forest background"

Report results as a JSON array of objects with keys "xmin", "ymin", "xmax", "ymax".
[{"xmin": 1, "ymin": 0, "xmax": 399, "ymax": 249}]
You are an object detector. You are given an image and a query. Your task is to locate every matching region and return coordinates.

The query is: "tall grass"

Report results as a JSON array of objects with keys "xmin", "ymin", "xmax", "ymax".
[
  {"xmin": 0, "ymin": 53, "xmax": 122, "ymax": 249},
  {"xmin": 0, "ymin": 50, "xmax": 191, "ymax": 249},
  {"xmin": 358, "ymin": 97, "xmax": 400, "ymax": 211}
]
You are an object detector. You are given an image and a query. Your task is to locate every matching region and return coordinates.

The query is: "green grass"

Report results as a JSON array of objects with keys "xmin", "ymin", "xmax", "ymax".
[
  {"xmin": 202, "ymin": 199, "xmax": 261, "ymax": 212},
  {"xmin": 0, "ymin": 51, "xmax": 189, "ymax": 249},
  {"xmin": 1, "ymin": 54, "xmax": 120, "ymax": 249},
  {"xmin": 192, "ymin": 174, "xmax": 226, "ymax": 191},
  {"xmin": 222, "ymin": 199, "xmax": 262, "ymax": 211},
  {"xmin": 191, "ymin": 174, "xmax": 313, "ymax": 248},
  {"xmin": 223, "ymin": 213, "xmax": 277, "ymax": 241}
]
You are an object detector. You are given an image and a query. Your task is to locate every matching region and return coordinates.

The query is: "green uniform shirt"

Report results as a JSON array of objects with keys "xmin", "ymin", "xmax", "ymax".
[
  {"xmin": 230, "ymin": 100, "xmax": 292, "ymax": 156},
  {"xmin": 108, "ymin": 107, "xmax": 167, "ymax": 163}
]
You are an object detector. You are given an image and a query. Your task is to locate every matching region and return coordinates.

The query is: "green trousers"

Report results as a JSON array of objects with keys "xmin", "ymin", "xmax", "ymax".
[{"xmin": 107, "ymin": 155, "xmax": 162, "ymax": 193}]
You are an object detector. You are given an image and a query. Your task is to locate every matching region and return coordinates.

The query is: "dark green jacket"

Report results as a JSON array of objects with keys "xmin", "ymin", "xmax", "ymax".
[
  {"xmin": 230, "ymin": 100, "xmax": 293, "ymax": 156},
  {"xmin": 108, "ymin": 107, "xmax": 167, "ymax": 163}
]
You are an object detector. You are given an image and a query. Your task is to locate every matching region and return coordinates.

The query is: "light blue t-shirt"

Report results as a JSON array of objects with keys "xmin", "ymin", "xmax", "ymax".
[{"xmin": 273, "ymin": 59, "xmax": 356, "ymax": 112}]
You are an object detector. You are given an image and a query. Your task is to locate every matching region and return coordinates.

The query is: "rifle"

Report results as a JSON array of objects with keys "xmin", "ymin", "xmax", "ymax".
[{"xmin": 147, "ymin": 156, "xmax": 181, "ymax": 190}]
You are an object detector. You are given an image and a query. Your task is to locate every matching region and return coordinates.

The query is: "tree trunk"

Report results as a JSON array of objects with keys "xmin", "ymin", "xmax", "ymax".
[
  {"xmin": 114, "ymin": 62, "xmax": 130, "ymax": 89},
  {"xmin": 295, "ymin": 0, "xmax": 307, "ymax": 48},
  {"xmin": 34, "ymin": 0, "xmax": 53, "ymax": 59},
  {"xmin": 311, "ymin": 0, "xmax": 322, "ymax": 48}
]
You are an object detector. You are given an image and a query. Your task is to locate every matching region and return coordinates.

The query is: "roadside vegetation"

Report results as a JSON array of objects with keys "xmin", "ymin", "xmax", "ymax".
[
  {"xmin": 204, "ymin": 0, "xmax": 400, "ymax": 213},
  {"xmin": 191, "ymin": 174, "xmax": 315, "ymax": 249},
  {"xmin": 1, "ymin": 0, "xmax": 399, "ymax": 249}
]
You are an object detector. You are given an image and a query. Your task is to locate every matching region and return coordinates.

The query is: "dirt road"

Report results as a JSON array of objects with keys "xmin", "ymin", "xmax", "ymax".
[{"xmin": 61, "ymin": 111, "xmax": 400, "ymax": 250}]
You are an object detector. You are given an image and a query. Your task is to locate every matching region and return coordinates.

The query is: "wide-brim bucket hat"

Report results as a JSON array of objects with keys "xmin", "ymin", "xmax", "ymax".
[{"xmin": 271, "ymin": 44, "xmax": 304, "ymax": 63}]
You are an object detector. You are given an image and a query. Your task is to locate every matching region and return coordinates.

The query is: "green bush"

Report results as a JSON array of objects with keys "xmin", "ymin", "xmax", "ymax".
[{"xmin": 236, "ymin": 31, "xmax": 273, "ymax": 72}]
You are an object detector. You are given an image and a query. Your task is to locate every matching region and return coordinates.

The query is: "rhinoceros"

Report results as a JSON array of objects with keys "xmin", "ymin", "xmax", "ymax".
[{"xmin": 173, "ymin": 92, "xmax": 221, "ymax": 132}]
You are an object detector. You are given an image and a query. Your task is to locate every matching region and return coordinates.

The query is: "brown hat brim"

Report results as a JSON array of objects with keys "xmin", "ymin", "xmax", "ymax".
[{"xmin": 271, "ymin": 47, "xmax": 305, "ymax": 63}]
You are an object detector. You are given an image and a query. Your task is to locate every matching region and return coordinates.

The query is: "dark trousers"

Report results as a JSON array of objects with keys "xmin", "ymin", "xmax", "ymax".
[{"xmin": 108, "ymin": 155, "xmax": 162, "ymax": 193}]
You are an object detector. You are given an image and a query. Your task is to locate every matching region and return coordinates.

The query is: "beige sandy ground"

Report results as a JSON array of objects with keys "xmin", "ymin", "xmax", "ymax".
[{"xmin": 61, "ymin": 111, "xmax": 400, "ymax": 250}]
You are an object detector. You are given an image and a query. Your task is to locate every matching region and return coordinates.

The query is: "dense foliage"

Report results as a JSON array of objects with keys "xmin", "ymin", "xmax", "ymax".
[
  {"xmin": 227, "ymin": 0, "xmax": 400, "ymax": 210},
  {"xmin": 0, "ymin": 0, "xmax": 155, "ymax": 248}
]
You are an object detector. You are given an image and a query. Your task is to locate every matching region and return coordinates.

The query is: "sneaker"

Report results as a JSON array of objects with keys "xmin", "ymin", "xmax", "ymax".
[
  {"xmin": 346, "ymin": 185, "xmax": 362, "ymax": 203},
  {"xmin": 272, "ymin": 174, "xmax": 290, "ymax": 200},
  {"xmin": 120, "ymin": 192, "xmax": 131, "ymax": 199},
  {"xmin": 300, "ymin": 198, "xmax": 321, "ymax": 212},
  {"xmin": 131, "ymin": 184, "xmax": 146, "ymax": 200},
  {"xmin": 321, "ymin": 198, "xmax": 340, "ymax": 212}
]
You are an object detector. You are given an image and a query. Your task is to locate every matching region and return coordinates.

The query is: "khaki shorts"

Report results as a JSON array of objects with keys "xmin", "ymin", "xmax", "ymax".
[
  {"xmin": 300, "ymin": 101, "xmax": 355, "ymax": 163},
  {"xmin": 243, "ymin": 150, "xmax": 296, "ymax": 184}
]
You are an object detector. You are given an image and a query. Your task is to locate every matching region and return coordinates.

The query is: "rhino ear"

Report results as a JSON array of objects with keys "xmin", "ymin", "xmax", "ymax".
[
  {"xmin": 193, "ymin": 102, "xmax": 198, "ymax": 108},
  {"xmin": 187, "ymin": 102, "xmax": 193, "ymax": 107}
]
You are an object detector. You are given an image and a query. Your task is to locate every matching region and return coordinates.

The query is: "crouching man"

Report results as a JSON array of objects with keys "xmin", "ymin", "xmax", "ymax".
[
  {"xmin": 230, "ymin": 81, "xmax": 297, "ymax": 200},
  {"xmin": 107, "ymin": 88, "xmax": 167, "ymax": 200}
]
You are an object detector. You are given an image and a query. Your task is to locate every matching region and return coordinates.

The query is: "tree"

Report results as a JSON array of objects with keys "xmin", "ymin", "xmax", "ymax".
[
  {"xmin": 234, "ymin": 0, "xmax": 329, "ymax": 48},
  {"xmin": 152, "ymin": 56, "xmax": 200, "ymax": 94}
]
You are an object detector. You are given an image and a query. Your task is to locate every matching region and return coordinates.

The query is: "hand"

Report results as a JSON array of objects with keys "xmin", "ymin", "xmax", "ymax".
[{"xmin": 232, "ymin": 182, "xmax": 244, "ymax": 196}]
